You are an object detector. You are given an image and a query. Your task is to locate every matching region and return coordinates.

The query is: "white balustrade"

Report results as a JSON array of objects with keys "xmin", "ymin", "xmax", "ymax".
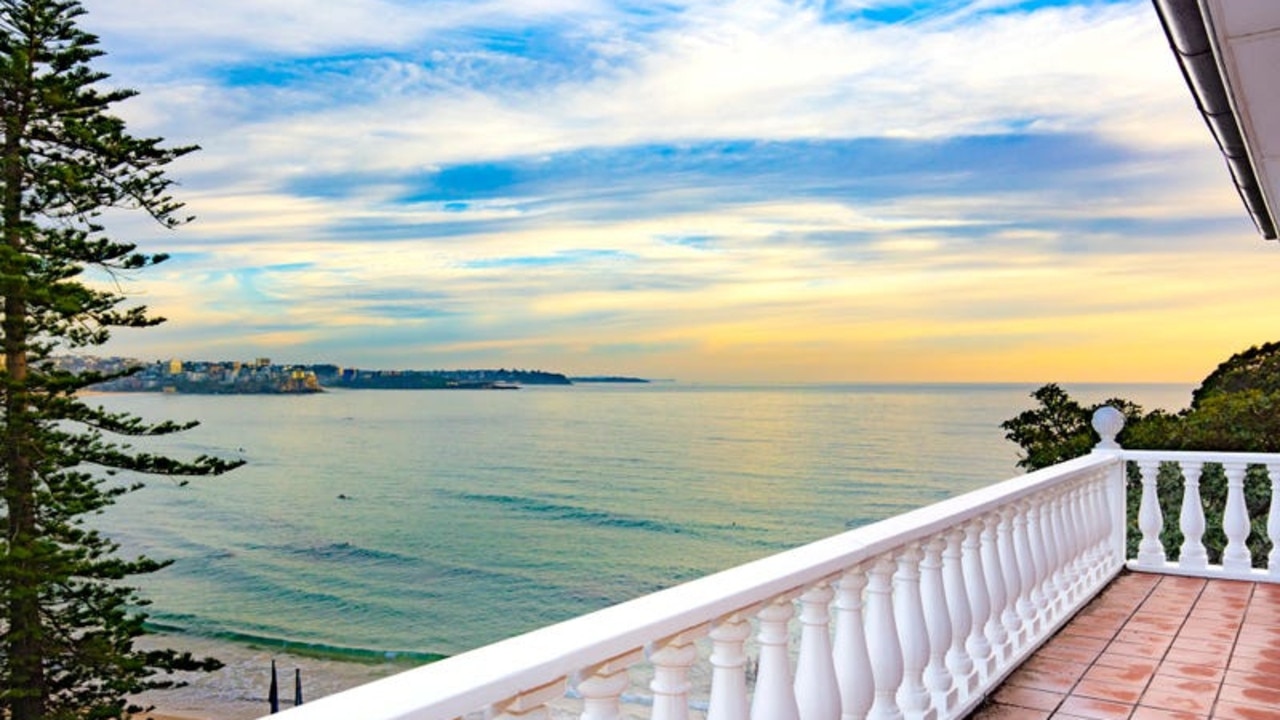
[
  {"xmin": 278, "ymin": 402, "xmax": 1280, "ymax": 720},
  {"xmin": 1113, "ymin": 406, "xmax": 1280, "ymax": 582}
]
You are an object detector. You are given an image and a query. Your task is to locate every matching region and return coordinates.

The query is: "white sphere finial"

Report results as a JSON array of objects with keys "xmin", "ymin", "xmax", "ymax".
[{"xmin": 1091, "ymin": 406, "xmax": 1125, "ymax": 450}]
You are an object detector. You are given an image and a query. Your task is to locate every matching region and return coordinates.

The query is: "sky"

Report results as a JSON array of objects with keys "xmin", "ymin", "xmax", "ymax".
[{"xmin": 70, "ymin": 0, "xmax": 1278, "ymax": 384}]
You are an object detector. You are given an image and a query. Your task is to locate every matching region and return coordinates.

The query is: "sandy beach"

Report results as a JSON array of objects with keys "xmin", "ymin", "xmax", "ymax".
[{"xmin": 128, "ymin": 634, "xmax": 416, "ymax": 720}]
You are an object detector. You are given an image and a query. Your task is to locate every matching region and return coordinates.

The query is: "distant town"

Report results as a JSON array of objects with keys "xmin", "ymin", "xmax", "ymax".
[{"xmin": 55, "ymin": 356, "xmax": 649, "ymax": 394}]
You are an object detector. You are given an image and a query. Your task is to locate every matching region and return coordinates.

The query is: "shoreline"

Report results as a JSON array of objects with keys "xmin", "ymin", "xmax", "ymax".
[{"xmin": 129, "ymin": 633, "xmax": 417, "ymax": 720}]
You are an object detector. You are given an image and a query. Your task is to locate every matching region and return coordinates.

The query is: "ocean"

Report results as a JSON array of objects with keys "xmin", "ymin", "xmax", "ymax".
[{"xmin": 90, "ymin": 382, "xmax": 1191, "ymax": 717}]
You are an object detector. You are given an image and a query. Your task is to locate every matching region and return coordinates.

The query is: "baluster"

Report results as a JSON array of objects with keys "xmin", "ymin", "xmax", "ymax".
[
  {"xmin": 1091, "ymin": 471, "xmax": 1115, "ymax": 570},
  {"xmin": 865, "ymin": 556, "xmax": 904, "ymax": 720},
  {"xmin": 1222, "ymin": 462, "xmax": 1253, "ymax": 572},
  {"xmin": 942, "ymin": 529, "xmax": 975, "ymax": 698},
  {"xmin": 1065, "ymin": 483, "xmax": 1089, "ymax": 594},
  {"xmin": 1079, "ymin": 477, "xmax": 1102, "ymax": 583},
  {"xmin": 1267, "ymin": 463, "xmax": 1280, "ymax": 578},
  {"xmin": 796, "ymin": 583, "xmax": 840, "ymax": 720},
  {"xmin": 1062, "ymin": 484, "xmax": 1087, "ymax": 599},
  {"xmin": 1024, "ymin": 498, "xmax": 1049, "ymax": 629},
  {"xmin": 1136, "ymin": 460, "xmax": 1165, "ymax": 568},
  {"xmin": 920, "ymin": 536, "xmax": 955, "ymax": 714},
  {"xmin": 1040, "ymin": 495, "xmax": 1065, "ymax": 621},
  {"xmin": 707, "ymin": 614, "xmax": 751, "ymax": 720},
  {"xmin": 995, "ymin": 507, "xmax": 1024, "ymax": 650},
  {"xmin": 1083, "ymin": 476, "xmax": 1105, "ymax": 577},
  {"xmin": 960, "ymin": 520, "xmax": 993, "ymax": 681},
  {"xmin": 579, "ymin": 651, "xmax": 643, "ymax": 720},
  {"xmin": 492, "ymin": 680, "xmax": 566, "ymax": 720},
  {"xmin": 979, "ymin": 514, "xmax": 1009, "ymax": 664},
  {"xmin": 1178, "ymin": 462, "xmax": 1208, "ymax": 570},
  {"xmin": 833, "ymin": 567, "xmax": 873, "ymax": 720},
  {"xmin": 651, "ymin": 633, "xmax": 699, "ymax": 720},
  {"xmin": 752, "ymin": 599, "xmax": 801, "ymax": 720},
  {"xmin": 1012, "ymin": 503, "xmax": 1038, "ymax": 636},
  {"xmin": 894, "ymin": 546, "xmax": 930, "ymax": 717}
]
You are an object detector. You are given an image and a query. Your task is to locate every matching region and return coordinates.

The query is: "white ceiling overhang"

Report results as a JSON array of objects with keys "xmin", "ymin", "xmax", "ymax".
[{"xmin": 1154, "ymin": 0, "xmax": 1280, "ymax": 240}]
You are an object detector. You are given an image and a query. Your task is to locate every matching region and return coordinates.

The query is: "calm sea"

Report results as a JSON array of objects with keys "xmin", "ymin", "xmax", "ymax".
[{"xmin": 92, "ymin": 382, "xmax": 1189, "ymax": 715}]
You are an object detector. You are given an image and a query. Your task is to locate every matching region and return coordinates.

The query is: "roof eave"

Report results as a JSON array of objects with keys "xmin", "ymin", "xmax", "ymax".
[{"xmin": 1152, "ymin": 0, "xmax": 1278, "ymax": 240}]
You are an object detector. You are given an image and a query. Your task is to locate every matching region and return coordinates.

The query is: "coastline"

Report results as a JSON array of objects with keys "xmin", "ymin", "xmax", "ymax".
[{"xmin": 129, "ymin": 633, "xmax": 417, "ymax": 720}]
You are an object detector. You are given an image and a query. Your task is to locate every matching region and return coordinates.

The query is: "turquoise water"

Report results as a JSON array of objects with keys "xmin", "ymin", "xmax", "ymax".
[{"xmin": 93, "ymin": 383, "xmax": 1191, "ymax": 662}]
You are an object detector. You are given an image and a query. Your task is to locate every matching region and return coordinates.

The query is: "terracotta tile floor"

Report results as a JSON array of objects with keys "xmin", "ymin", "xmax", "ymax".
[{"xmin": 971, "ymin": 571, "xmax": 1280, "ymax": 719}]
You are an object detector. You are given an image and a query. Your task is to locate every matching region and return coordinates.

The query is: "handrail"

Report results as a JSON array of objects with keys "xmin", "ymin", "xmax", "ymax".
[{"xmin": 1123, "ymin": 449, "xmax": 1280, "ymax": 465}]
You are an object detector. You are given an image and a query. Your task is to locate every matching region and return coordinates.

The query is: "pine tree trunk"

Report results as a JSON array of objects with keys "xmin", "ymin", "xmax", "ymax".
[{"xmin": 2, "ymin": 79, "xmax": 45, "ymax": 720}]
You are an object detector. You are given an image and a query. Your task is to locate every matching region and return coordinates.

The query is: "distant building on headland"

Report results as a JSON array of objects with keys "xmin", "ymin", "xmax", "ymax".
[{"xmin": 63, "ymin": 357, "xmax": 322, "ymax": 395}]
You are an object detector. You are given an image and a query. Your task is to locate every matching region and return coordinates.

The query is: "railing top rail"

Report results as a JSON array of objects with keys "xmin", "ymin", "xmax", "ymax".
[
  {"xmin": 1121, "ymin": 449, "xmax": 1280, "ymax": 466},
  {"xmin": 273, "ymin": 452, "xmax": 1118, "ymax": 720}
]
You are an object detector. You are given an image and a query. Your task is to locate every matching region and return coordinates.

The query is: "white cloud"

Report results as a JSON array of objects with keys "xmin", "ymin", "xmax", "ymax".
[
  {"xmin": 80, "ymin": 0, "xmax": 611, "ymax": 61},
  {"xmin": 90, "ymin": 0, "xmax": 1201, "ymax": 180}
]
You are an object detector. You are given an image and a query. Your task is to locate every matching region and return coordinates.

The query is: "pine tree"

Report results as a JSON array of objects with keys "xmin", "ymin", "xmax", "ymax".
[{"xmin": 0, "ymin": 2, "xmax": 243, "ymax": 718}]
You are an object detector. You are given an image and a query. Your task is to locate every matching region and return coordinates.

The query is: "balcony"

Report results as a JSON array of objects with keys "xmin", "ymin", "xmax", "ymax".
[{"xmin": 261, "ymin": 407, "xmax": 1278, "ymax": 720}]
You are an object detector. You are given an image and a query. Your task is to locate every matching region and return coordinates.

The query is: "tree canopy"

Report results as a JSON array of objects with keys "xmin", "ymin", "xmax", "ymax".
[
  {"xmin": 1002, "ymin": 342, "xmax": 1280, "ymax": 568},
  {"xmin": 1003, "ymin": 342, "xmax": 1280, "ymax": 467},
  {"xmin": 1, "ymin": 2, "xmax": 242, "ymax": 718}
]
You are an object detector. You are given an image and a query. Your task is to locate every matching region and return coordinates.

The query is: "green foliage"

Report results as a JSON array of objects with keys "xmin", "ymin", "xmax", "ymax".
[
  {"xmin": 1191, "ymin": 341, "xmax": 1280, "ymax": 408},
  {"xmin": 1003, "ymin": 344, "xmax": 1280, "ymax": 572},
  {"xmin": 0, "ymin": 2, "xmax": 243, "ymax": 718},
  {"xmin": 1168, "ymin": 389, "xmax": 1280, "ymax": 452},
  {"xmin": 999, "ymin": 383, "xmax": 1145, "ymax": 471}
]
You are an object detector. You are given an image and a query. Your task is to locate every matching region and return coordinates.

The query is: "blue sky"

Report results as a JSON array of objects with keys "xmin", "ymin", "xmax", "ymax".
[{"xmin": 76, "ymin": 0, "xmax": 1277, "ymax": 382}]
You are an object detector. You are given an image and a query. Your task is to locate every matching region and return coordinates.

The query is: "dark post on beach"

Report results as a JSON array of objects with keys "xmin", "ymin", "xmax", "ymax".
[
  {"xmin": 268, "ymin": 660, "xmax": 279, "ymax": 714},
  {"xmin": 294, "ymin": 668, "xmax": 303, "ymax": 707}
]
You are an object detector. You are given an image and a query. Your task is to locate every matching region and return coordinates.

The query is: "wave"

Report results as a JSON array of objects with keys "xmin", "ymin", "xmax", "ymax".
[
  {"xmin": 273, "ymin": 540, "xmax": 420, "ymax": 565},
  {"xmin": 448, "ymin": 491, "xmax": 695, "ymax": 535},
  {"xmin": 143, "ymin": 621, "xmax": 447, "ymax": 665}
]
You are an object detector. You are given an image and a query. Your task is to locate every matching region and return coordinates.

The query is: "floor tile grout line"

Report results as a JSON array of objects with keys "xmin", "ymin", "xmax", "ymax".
[
  {"xmin": 1109, "ymin": 574, "xmax": 1170, "ymax": 720},
  {"xmin": 978, "ymin": 573, "xmax": 1273, "ymax": 719},
  {"xmin": 1053, "ymin": 573, "xmax": 1163, "ymax": 719},
  {"xmin": 1150, "ymin": 575, "xmax": 1214, "ymax": 719},
  {"xmin": 1204, "ymin": 580, "xmax": 1253, "ymax": 719},
  {"xmin": 983, "ymin": 574, "xmax": 1280, "ymax": 719}
]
